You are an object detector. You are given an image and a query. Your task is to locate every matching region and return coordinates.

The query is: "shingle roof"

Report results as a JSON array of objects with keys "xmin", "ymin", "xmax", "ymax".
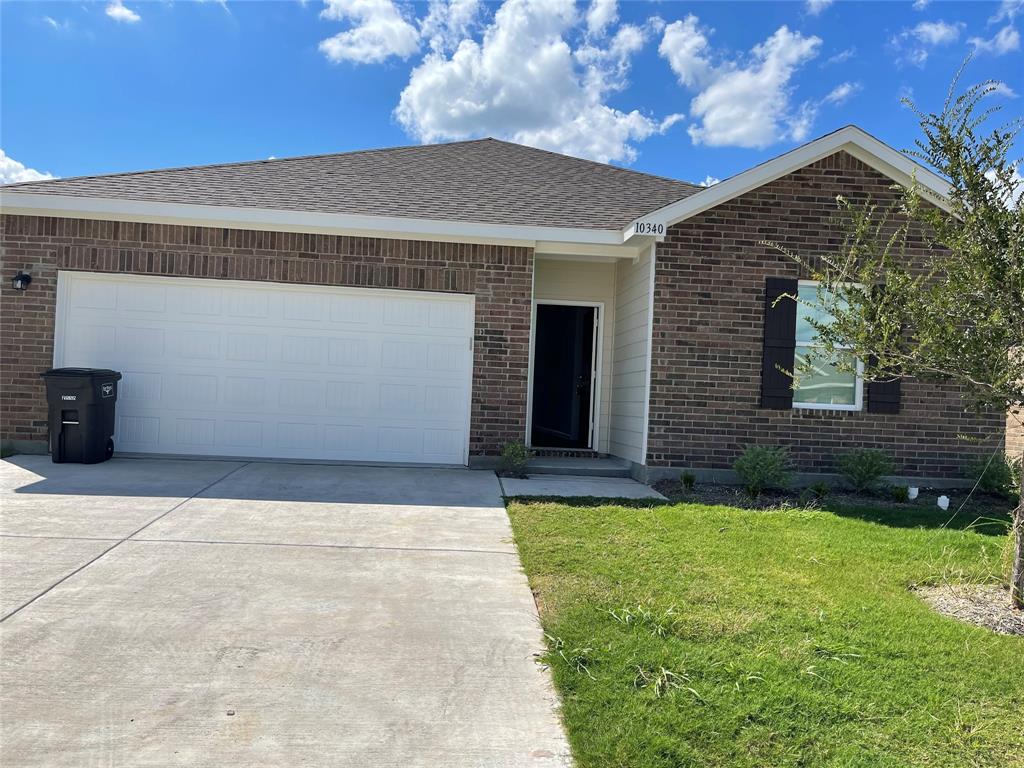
[{"xmin": 2, "ymin": 139, "xmax": 701, "ymax": 231}]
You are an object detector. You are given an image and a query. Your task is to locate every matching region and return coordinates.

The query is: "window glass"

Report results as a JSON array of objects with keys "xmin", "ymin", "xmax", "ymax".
[
  {"xmin": 795, "ymin": 283, "xmax": 849, "ymax": 343},
  {"xmin": 793, "ymin": 350, "xmax": 858, "ymax": 406}
]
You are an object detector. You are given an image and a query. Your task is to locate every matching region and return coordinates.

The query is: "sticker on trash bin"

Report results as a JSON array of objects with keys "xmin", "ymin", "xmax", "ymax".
[{"xmin": 101, "ymin": 383, "xmax": 114, "ymax": 398}]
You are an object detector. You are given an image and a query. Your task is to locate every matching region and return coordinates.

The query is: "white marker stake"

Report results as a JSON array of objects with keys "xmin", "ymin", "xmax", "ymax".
[{"xmin": 937, "ymin": 495, "xmax": 950, "ymax": 511}]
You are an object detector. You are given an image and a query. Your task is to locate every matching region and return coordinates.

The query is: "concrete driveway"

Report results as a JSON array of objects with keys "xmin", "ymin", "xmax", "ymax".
[{"xmin": 0, "ymin": 456, "xmax": 570, "ymax": 767}]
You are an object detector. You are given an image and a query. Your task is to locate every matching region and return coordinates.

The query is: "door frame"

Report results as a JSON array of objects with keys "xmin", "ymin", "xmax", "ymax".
[{"xmin": 525, "ymin": 299, "xmax": 603, "ymax": 451}]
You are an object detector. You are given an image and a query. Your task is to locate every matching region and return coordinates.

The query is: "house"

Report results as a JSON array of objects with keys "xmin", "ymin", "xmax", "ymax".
[{"xmin": 0, "ymin": 126, "xmax": 1015, "ymax": 481}]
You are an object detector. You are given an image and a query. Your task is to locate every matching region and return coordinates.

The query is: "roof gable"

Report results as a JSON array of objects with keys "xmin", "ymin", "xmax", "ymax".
[{"xmin": 621, "ymin": 126, "xmax": 951, "ymax": 241}]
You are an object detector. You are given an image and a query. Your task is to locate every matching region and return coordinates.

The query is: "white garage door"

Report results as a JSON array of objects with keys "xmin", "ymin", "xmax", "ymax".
[{"xmin": 55, "ymin": 272, "xmax": 474, "ymax": 465}]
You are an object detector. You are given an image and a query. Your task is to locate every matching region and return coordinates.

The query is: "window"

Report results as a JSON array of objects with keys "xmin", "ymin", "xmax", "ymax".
[{"xmin": 792, "ymin": 281, "xmax": 863, "ymax": 411}]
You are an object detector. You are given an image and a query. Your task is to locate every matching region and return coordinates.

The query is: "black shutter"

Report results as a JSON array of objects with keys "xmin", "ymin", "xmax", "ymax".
[
  {"xmin": 866, "ymin": 355, "xmax": 902, "ymax": 414},
  {"xmin": 760, "ymin": 277, "xmax": 798, "ymax": 409},
  {"xmin": 865, "ymin": 285, "xmax": 902, "ymax": 414}
]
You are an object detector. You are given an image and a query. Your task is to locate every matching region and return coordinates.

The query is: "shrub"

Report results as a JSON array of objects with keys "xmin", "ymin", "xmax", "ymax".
[
  {"xmin": 733, "ymin": 445, "xmax": 792, "ymax": 498},
  {"xmin": 890, "ymin": 485, "xmax": 910, "ymax": 503},
  {"xmin": 808, "ymin": 482, "xmax": 830, "ymax": 501},
  {"xmin": 798, "ymin": 482, "xmax": 829, "ymax": 507},
  {"xmin": 680, "ymin": 471, "xmax": 696, "ymax": 491},
  {"xmin": 499, "ymin": 441, "xmax": 533, "ymax": 478},
  {"xmin": 837, "ymin": 449, "xmax": 894, "ymax": 492},
  {"xmin": 963, "ymin": 454, "xmax": 1018, "ymax": 497}
]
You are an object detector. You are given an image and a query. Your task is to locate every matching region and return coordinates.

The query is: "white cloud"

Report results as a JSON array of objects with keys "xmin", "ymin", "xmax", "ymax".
[
  {"xmin": 805, "ymin": 0, "xmax": 834, "ymax": 16},
  {"xmin": 985, "ymin": 166, "xmax": 1023, "ymax": 208},
  {"xmin": 969, "ymin": 25, "xmax": 1020, "ymax": 55},
  {"xmin": 987, "ymin": 81, "xmax": 1018, "ymax": 98},
  {"xmin": 824, "ymin": 46, "xmax": 855, "ymax": 65},
  {"xmin": 912, "ymin": 20, "xmax": 961, "ymax": 46},
  {"xmin": 990, "ymin": 0, "xmax": 1023, "ymax": 24},
  {"xmin": 421, "ymin": 0, "xmax": 480, "ymax": 52},
  {"xmin": 105, "ymin": 1, "xmax": 141, "ymax": 24},
  {"xmin": 912, "ymin": 0, "xmax": 930, "ymax": 9},
  {"xmin": 395, "ymin": 0, "xmax": 679, "ymax": 164},
  {"xmin": 585, "ymin": 0, "xmax": 617, "ymax": 37},
  {"xmin": 658, "ymin": 15, "xmax": 713, "ymax": 89},
  {"xmin": 891, "ymin": 20, "xmax": 962, "ymax": 66},
  {"xmin": 319, "ymin": 0, "xmax": 421, "ymax": 63},
  {"xmin": 699, "ymin": 175, "xmax": 719, "ymax": 187},
  {"xmin": 660, "ymin": 20, "xmax": 822, "ymax": 149},
  {"xmin": 823, "ymin": 81, "xmax": 861, "ymax": 105},
  {"xmin": 0, "ymin": 150, "xmax": 55, "ymax": 184}
]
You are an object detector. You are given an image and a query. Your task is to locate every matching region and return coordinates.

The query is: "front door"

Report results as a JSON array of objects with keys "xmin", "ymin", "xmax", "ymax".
[{"xmin": 530, "ymin": 303, "xmax": 597, "ymax": 449}]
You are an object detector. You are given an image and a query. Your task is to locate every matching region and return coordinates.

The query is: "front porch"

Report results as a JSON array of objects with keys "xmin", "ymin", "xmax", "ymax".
[{"xmin": 527, "ymin": 251, "xmax": 655, "ymax": 474}]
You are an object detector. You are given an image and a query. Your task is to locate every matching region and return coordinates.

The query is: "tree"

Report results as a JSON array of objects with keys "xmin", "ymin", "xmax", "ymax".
[{"xmin": 773, "ymin": 68, "xmax": 1024, "ymax": 608}]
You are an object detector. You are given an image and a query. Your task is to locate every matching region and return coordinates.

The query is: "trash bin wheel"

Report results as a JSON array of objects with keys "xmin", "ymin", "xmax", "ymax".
[{"xmin": 105, "ymin": 438, "xmax": 114, "ymax": 460}]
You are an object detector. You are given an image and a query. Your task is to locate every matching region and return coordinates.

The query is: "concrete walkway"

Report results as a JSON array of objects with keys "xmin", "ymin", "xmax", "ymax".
[
  {"xmin": 0, "ymin": 457, "xmax": 570, "ymax": 767},
  {"xmin": 500, "ymin": 474, "xmax": 666, "ymax": 500}
]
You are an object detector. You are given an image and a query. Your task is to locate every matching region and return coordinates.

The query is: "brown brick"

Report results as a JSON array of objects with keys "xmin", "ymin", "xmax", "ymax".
[
  {"xmin": 0, "ymin": 215, "xmax": 533, "ymax": 456},
  {"xmin": 647, "ymin": 151, "xmax": 1006, "ymax": 476}
]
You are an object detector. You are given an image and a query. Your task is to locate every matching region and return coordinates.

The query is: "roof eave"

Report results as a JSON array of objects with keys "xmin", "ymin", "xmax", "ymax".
[
  {"xmin": 620, "ymin": 126, "xmax": 952, "ymax": 242},
  {"xmin": 0, "ymin": 192, "xmax": 647, "ymax": 255}
]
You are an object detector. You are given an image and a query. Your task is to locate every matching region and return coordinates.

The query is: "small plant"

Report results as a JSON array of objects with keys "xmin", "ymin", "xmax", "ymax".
[
  {"xmin": 633, "ymin": 665, "xmax": 684, "ymax": 698},
  {"xmin": 963, "ymin": 453, "xmax": 1017, "ymax": 497},
  {"xmin": 633, "ymin": 665, "xmax": 705, "ymax": 701},
  {"xmin": 498, "ymin": 441, "xmax": 533, "ymax": 478},
  {"xmin": 680, "ymin": 471, "xmax": 696, "ymax": 491},
  {"xmin": 889, "ymin": 485, "xmax": 911, "ymax": 503},
  {"xmin": 798, "ymin": 481, "xmax": 830, "ymax": 507},
  {"xmin": 808, "ymin": 482, "xmax": 830, "ymax": 500},
  {"xmin": 732, "ymin": 445, "xmax": 792, "ymax": 498},
  {"xmin": 608, "ymin": 604, "xmax": 680, "ymax": 638},
  {"xmin": 544, "ymin": 634, "xmax": 596, "ymax": 679},
  {"xmin": 837, "ymin": 448, "xmax": 894, "ymax": 493}
]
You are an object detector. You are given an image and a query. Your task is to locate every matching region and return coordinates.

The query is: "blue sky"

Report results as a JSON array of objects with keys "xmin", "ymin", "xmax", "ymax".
[{"xmin": 1, "ymin": 0, "xmax": 1021, "ymax": 187}]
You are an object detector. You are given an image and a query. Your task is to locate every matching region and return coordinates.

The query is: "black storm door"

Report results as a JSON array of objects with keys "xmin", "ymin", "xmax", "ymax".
[{"xmin": 531, "ymin": 304, "xmax": 597, "ymax": 449}]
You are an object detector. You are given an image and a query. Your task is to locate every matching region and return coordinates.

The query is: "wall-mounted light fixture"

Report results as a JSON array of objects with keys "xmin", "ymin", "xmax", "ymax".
[{"xmin": 11, "ymin": 271, "xmax": 32, "ymax": 291}]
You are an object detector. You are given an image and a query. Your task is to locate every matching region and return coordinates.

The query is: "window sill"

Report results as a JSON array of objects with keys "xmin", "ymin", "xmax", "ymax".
[{"xmin": 793, "ymin": 403, "xmax": 863, "ymax": 412}]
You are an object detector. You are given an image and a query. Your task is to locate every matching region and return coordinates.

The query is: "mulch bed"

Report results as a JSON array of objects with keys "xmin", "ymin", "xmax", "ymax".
[
  {"xmin": 651, "ymin": 480, "xmax": 1015, "ymax": 513},
  {"xmin": 915, "ymin": 584, "xmax": 1024, "ymax": 637}
]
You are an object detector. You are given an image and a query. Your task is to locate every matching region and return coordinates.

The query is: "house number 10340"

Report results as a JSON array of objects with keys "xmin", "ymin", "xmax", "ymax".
[{"xmin": 633, "ymin": 221, "xmax": 665, "ymax": 236}]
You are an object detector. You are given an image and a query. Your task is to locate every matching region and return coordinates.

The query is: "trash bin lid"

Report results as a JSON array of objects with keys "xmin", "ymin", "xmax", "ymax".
[{"xmin": 41, "ymin": 367, "xmax": 122, "ymax": 380}]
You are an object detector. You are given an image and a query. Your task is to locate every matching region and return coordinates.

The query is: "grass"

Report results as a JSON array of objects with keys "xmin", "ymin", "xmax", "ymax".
[{"xmin": 507, "ymin": 497, "xmax": 1023, "ymax": 768}]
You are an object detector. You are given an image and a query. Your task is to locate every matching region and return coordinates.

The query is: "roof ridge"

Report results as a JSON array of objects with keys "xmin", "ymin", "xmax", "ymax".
[
  {"xmin": 3, "ymin": 136, "xmax": 701, "ymax": 192},
  {"xmin": 0, "ymin": 137, "xmax": 499, "ymax": 189}
]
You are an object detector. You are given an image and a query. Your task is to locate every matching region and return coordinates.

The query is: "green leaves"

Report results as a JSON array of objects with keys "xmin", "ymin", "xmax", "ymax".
[{"xmin": 773, "ymin": 65, "xmax": 1023, "ymax": 415}]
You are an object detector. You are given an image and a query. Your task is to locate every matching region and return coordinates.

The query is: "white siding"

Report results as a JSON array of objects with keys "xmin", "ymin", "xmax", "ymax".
[
  {"xmin": 532, "ymin": 258, "xmax": 616, "ymax": 453},
  {"xmin": 608, "ymin": 246, "xmax": 654, "ymax": 464}
]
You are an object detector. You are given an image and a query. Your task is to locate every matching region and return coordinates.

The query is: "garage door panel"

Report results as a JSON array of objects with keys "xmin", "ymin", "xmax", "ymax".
[
  {"xmin": 118, "ymin": 283, "xmax": 167, "ymax": 313},
  {"xmin": 58, "ymin": 273, "xmax": 473, "ymax": 464},
  {"xmin": 173, "ymin": 284, "xmax": 223, "ymax": 316}
]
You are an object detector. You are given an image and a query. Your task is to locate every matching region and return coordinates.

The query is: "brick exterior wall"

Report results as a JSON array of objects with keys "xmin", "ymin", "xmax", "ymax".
[
  {"xmin": 1008, "ymin": 411, "xmax": 1024, "ymax": 467},
  {"xmin": 647, "ymin": 151, "xmax": 1007, "ymax": 477},
  {"xmin": 0, "ymin": 215, "xmax": 533, "ymax": 456}
]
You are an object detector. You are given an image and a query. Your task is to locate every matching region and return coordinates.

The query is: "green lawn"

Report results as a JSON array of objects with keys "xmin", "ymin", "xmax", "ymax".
[{"xmin": 507, "ymin": 498, "xmax": 1023, "ymax": 768}]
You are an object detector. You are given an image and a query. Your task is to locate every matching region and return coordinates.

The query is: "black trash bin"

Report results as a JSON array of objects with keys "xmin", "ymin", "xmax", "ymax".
[{"xmin": 40, "ymin": 368, "xmax": 122, "ymax": 464}]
